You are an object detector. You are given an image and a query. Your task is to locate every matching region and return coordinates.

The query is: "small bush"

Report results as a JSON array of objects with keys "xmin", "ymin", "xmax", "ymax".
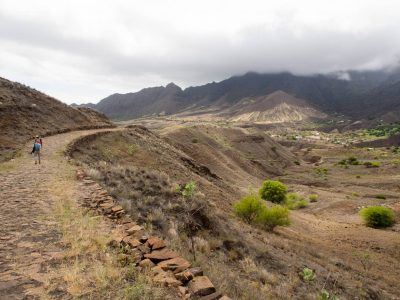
[
  {"xmin": 191, "ymin": 138, "xmax": 199, "ymax": 143},
  {"xmin": 309, "ymin": 194, "xmax": 318, "ymax": 202},
  {"xmin": 301, "ymin": 267, "xmax": 315, "ymax": 281},
  {"xmin": 314, "ymin": 167, "xmax": 328, "ymax": 177},
  {"xmin": 359, "ymin": 206, "xmax": 395, "ymax": 228},
  {"xmin": 347, "ymin": 156, "xmax": 360, "ymax": 165},
  {"xmin": 259, "ymin": 180, "xmax": 287, "ymax": 203},
  {"xmin": 182, "ymin": 181, "xmax": 196, "ymax": 198},
  {"xmin": 338, "ymin": 156, "xmax": 360, "ymax": 166},
  {"xmin": 364, "ymin": 161, "xmax": 380, "ymax": 168},
  {"xmin": 375, "ymin": 194, "xmax": 387, "ymax": 200},
  {"xmin": 234, "ymin": 194, "xmax": 264, "ymax": 223},
  {"xmin": 256, "ymin": 205, "xmax": 290, "ymax": 231},
  {"xmin": 285, "ymin": 193, "xmax": 309, "ymax": 209}
]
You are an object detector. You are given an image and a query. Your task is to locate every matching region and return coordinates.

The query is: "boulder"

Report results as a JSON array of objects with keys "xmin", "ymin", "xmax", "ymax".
[
  {"xmin": 139, "ymin": 258, "xmax": 155, "ymax": 269},
  {"xmin": 137, "ymin": 244, "xmax": 151, "ymax": 254},
  {"xmin": 107, "ymin": 235, "xmax": 124, "ymax": 248},
  {"xmin": 144, "ymin": 249, "xmax": 179, "ymax": 261},
  {"xmin": 157, "ymin": 257, "xmax": 191, "ymax": 273},
  {"xmin": 188, "ymin": 276, "xmax": 215, "ymax": 297},
  {"xmin": 175, "ymin": 267, "xmax": 203, "ymax": 283},
  {"xmin": 153, "ymin": 271, "xmax": 182, "ymax": 287},
  {"xmin": 126, "ymin": 225, "xmax": 144, "ymax": 235},
  {"xmin": 122, "ymin": 237, "xmax": 142, "ymax": 248},
  {"xmin": 147, "ymin": 236, "xmax": 166, "ymax": 250}
]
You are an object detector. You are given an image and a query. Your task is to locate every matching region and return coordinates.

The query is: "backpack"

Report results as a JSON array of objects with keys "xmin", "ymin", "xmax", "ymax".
[{"xmin": 34, "ymin": 143, "xmax": 41, "ymax": 152}]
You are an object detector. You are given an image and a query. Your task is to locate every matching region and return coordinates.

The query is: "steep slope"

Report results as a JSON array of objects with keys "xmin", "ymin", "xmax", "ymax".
[
  {"xmin": 357, "ymin": 81, "xmax": 400, "ymax": 122},
  {"xmin": 0, "ymin": 77, "xmax": 113, "ymax": 161},
  {"xmin": 95, "ymin": 83, "xmax": 187, "ymax": 120},
  {"xmin": 219, "ymin": 90, "xmax": 327, "ymax": 123}
]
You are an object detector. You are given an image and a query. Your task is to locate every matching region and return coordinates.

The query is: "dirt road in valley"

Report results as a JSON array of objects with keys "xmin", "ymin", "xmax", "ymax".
[{"xmin": 0, "ymin": 129, "xmax": 114, "ymax": 299}]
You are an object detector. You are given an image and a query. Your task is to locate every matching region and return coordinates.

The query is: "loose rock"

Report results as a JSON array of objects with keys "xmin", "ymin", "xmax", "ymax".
[
  {"xmin": 188, "ymin": 276, "xmax": 215, "ymax": 297},
  {"xmin": 157, "ymin": 257, "xmax": 191, "ymax": 273}
]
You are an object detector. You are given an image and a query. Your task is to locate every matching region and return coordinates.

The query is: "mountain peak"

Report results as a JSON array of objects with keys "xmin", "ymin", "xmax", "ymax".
[{"xmin": 165, "ymin": 82, "xmax": 181, "ymax": 90}]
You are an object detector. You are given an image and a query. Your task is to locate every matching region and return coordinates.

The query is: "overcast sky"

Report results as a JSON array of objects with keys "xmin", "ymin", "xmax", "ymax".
[{"xmin": 1, "ymin": 0, "xmax": 400, "ymax": 104}]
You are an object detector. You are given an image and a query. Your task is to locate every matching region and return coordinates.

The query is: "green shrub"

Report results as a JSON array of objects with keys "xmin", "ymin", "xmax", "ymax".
[
  {"xmin": 256, "ymin": 205, "xmax": 290, "ymax": 231},
  {"xmin": 308, "ymin": 194, "xmax": 318, "ymax": 202},
  {"xmin": 234, "ymin": 194, "xmax": 264, "ymax": 223},
  {"xmin": 259, "ymin": 180, "xmax": 287, "ymax": 203},
  {"xmin": 191, "ymin": 138, "xmax": 199, "ymax": 143},
  {"xmin": 182, "ymin": 181, "xmax": 196, "ymax": 198},
  {"xmin": 285, "ymin": 193, "xmax": 309, "ymax": 209},
  {"xmin": 314, "ymin": 167, "xmax": 328, "ymax": 177},
  {"xmin": 359, "ymin": 206, "xmax": 395, "ymax": 228},
  {"xmin": 338, "ymin": 156, "xmax": 360, "ymax": 166},
  {"xmin": 375, "ymin": 194, "xmax": 387, "ymax": 200},
  {"xmin": 364, "ymin": 161, "xmax": 380, "ymax": 168},
  {"xmin": 301, "ymin": 267, "xmax": 315, "ymax": 281},
  {"xmin": 347, "ymin": 156, "xmax": 360, "ymax": 165}
]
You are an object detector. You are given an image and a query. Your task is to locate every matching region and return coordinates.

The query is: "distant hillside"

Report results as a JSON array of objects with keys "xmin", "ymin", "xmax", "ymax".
[
  {"xmin": 0, "ymin": 77, "xmax": 114, "ymax": 161},
  {"xmin": 86, "ymin": 68, "xmax": 400, "ymax": 123},
  {"xmin": 95, "ymin": 83, "xmax": 187, "ymax": 120},
  {"xmin": 219, "ymin": 90, "xmax": 327, "ymax": 123}
]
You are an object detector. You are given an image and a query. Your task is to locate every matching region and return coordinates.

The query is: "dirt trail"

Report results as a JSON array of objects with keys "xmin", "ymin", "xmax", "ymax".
[{"xmin": 0, "ymin": 129, "xmax": 114, "ymax": 300}]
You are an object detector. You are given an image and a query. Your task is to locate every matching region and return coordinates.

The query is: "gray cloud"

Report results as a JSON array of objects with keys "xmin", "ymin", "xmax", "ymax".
[{"xmin": 0, "ymin": 0, "xmax": 400, "ymax": 103}]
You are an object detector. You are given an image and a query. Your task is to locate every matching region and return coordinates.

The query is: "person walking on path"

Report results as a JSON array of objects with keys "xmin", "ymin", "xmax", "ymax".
[{"xmin": 31, "ymin": 135, "xmax": 42, "ymax": 164}]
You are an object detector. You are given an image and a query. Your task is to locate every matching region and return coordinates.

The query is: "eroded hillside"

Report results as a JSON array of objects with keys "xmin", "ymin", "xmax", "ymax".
[
  {"xmin": 69, "ymin": 125, "xmax": 400, "ymax": 299},
  {"xmin": 0, "ymin": 77, "xmax": 114, "ymax": 161}
]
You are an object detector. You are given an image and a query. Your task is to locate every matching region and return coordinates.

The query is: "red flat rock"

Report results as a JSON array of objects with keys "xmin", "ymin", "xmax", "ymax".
[
  {"xmin": 157, "ymin": 257, "xmax": 191, "ymax": 273},
  {"xmin": 188, "ymin": 276, "xmax": 215, "ymax": 297},
  {"xmin": 144, "ymin": 249, "xmax": 179, "ymax": 261}
]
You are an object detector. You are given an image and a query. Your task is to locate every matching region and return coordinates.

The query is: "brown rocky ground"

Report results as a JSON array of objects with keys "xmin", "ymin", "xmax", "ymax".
[{"xmin": 70, "ymin": 123, "xmax": 400, "ymax": 299}]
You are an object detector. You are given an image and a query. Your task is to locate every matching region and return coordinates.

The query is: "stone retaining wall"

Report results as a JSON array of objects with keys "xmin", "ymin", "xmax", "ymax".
[{"xmin": 74, "ymin": 167, "xmax": 231, "ymax": 300}]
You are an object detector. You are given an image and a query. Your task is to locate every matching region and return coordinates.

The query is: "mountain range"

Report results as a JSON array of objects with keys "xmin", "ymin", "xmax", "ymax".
[{"xmin": 83, "ymin": 67, "xmax": 400, "ymax": 124}]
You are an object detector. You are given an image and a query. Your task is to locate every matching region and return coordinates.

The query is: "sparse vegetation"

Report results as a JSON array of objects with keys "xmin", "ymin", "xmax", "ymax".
[
  {"xmin": 285, "ymin": 193, "xmax": 309, "ymax": 209},
  {"xmin": 181, "ymin": 180, "xmax": 197, "ymax": 198},
  {"xmin": 234, "ymin": 193, "xmax": 264, "ymax": 223},
  {"xmin": 234, "ymin": 193, "xmax": 290, "ymax": 231},
  {"xmin": 319, "ymin": 290, "xmax": 338, "ymax": 300},
  {"xmin": 300, "ymin": 267, "xmax": 315, "ymax": 281},
  {"xmin": 47, "ymin": 169, "xmax": 168, "ymax": 299},
  {"xmin": 364, "ymin": 161, "xmax": 380, "ymax": 168},
  {"xmin": 338, "ymin": 156, "xmax": 360, "ymax": 166},
  {"xmin": 364, "ymin": 124, "xmax": 400, "ymax": 137},
  {"xmin": 359, "ymin": 206, "xmax": 395, "ymax": 228},
  {"xmin": 309, "ymin": 194, "xmax": 318, "ymax": 202},
  {"xmin": 259, "ymin": 180, "xmax": 287, "ymax": 203},
  {"xmin": 314, "ymin": 167, "xmax": 328, "ymax": 178},
  {"xmin": 127, "ymin": 144, "xmax": 137, "ymax": 155},
  {"xmin": 375, "ymin": 194, "xmax": 387, "ymax": 200},
  {"xmin": 255, "ymin": 205, "xmax": 290, "ymax": 231}
]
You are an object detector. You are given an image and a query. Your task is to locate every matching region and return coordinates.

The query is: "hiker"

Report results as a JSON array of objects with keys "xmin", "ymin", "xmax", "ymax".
[{"xmin": 31, "ymin": 135, "xmax": 42, "ymax": 164}]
